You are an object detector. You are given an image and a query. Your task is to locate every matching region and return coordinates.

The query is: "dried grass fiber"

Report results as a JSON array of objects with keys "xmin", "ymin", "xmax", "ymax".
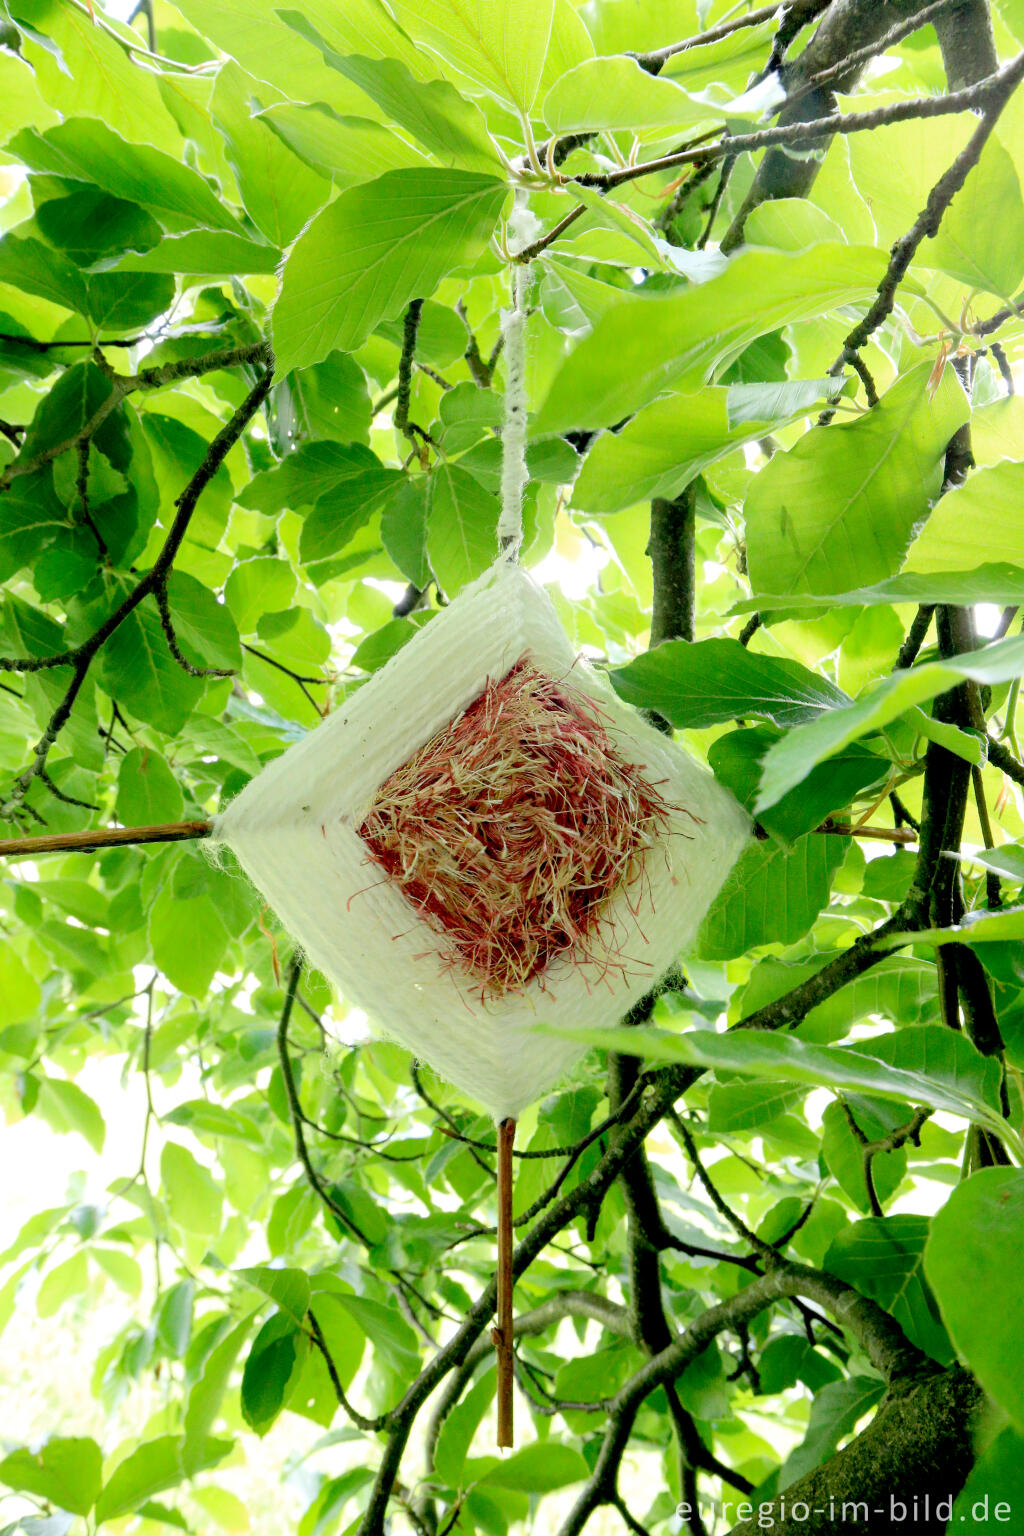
[{"xmin": 359, "ymin": 659, "xmax": 680, "ymax": 997}]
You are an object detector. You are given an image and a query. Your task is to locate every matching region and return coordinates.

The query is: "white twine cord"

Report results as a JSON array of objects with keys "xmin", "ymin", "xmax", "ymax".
[{"xmin": 498, "ymin": 257, "xmax": 531, "ymax": 557}]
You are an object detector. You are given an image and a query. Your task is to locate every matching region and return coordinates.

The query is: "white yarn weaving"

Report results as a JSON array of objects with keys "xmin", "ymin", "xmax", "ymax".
[{"xmin": 213, "ymin": 561, "xmax": 750, "ymax": 1122}]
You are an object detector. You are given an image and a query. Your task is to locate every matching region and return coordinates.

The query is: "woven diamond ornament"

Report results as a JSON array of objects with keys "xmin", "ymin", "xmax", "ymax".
[{"xmin": 211, "ymin": 556, "xmax": 749, "ymax": 1122}]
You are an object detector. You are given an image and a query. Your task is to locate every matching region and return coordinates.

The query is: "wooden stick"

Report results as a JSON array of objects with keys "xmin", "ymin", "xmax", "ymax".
[
  {"xmin": 0, "ymin": 820, "xmax": 213, "ymax": 857},
  {"xmin": 0, "ymin": 815, "xmax": 916, "ymax": 861},
  {"xmin": 495, "ymin": 1115, "xmax": 516, "ymax": 1448}
]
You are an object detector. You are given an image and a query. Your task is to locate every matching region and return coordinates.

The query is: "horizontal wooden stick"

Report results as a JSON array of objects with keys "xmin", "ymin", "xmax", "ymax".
[
  {"xmin": 0, "ymin": 819, "xmax": 213, "ymax": 857},
  {"xmin": 0, "ymin": 816, "xmax": 918, "ymax": 860}
]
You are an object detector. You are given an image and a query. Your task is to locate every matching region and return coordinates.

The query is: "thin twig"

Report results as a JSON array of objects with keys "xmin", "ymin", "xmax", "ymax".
[
  {"xmin": 635, "ymin": 4, "xmax": 785, "ymax": 71},
  {"xmin": 573, "ymin": 54, "xmax": 1024, "ymax": 194},
  {"xmin": 670, "ymin": 1111, "xmax": 779, "ymax": 1262},
  {"xmin": 843, "ymin": 70, "xmax": 1024, "ymax": 357},
  {"xmin": 0, "ymin": 365, "xmax": 273, "ymax": 815}
]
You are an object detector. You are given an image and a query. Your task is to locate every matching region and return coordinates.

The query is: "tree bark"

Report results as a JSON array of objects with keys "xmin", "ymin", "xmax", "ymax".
[
  {"xmin": 728, "ymin": 1368, "xmax": 987, "ymax": 1535},
  {"xmin": 933, "ymin": 0, "xmax": 997, "ymax": 90},
  {"xmin": 722, "ymin": 0, "xmax": 948, "ymax": 251}
]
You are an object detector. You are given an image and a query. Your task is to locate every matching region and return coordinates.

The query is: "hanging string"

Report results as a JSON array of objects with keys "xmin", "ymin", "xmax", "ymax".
[{"xmin": 497, "ymin": 207, "xmax": 535, "ymax": 559}]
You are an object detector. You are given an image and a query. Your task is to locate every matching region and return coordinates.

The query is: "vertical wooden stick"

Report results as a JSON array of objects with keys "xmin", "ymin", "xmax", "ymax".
[{"xmin": 495, "ymin": 1115, "xmax": 516, "ymax": 1448}]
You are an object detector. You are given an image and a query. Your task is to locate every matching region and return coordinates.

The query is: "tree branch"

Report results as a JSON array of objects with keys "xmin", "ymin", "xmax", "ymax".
[
  {"xmin": 558, "ymin": 1261, "xmax": 932, "ymax": 1536},
  {"xmin": 648, "ymin": 486, "xmax": 697, "ymax": 647},
  {"xmin": 0, "ymin": 341, "xmax": 270, "ymax": 492},
  {"xmin": 574, "ymin": 50, "xmax": 1024, "ymax": 195},
  {"xmin": 634, "ymin": 4, "xmax": 783, "ymax": 72},
  {"xmin": 0, "ymin": 363, "xmax": 273, "ymax": 817},
  {"xmin": 728, "ymin": 1368, "xmax": 984, "ymax": 1535}
]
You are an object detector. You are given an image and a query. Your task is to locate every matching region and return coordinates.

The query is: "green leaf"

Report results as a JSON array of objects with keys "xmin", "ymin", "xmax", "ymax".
[
  {"xmin": 238, "ymin": 1265, "xmax": 311, "ymax": 1325},
  {"xmin": 149, "ymin": 883, "xmax": 231, "ymax": 998},
  {"xmin": 0, "ymin": 470, "xmax": 71, "ymax": 584},
  {"xmin": 386, "ymin": 0, "xmax": 555, "ymax": 111},
  {"xmin": 241, "ymin": 442, "xmax": 378, "ymax": 513},
  {"xmin": 116, "ymin": 230, "xmax": 281, "ymax": 276},
  {"xmin": 85, "ymin": 271, "xmax": 176, "ymax": 333},
  {"xmin": 821, "ymin": 1098, "xmax": 908, "ymax": 1213},
  {"xmin": 279, "ymin": 352, "xmax": 373, "ymax": 449},
  {"xmin": 903, "ymin": 459, "xmax": 1024, "ymax": 574},
  {"xmin": 34, "ymin": 186, "xmax": 161, "ymax": 265},
  {"xmin": 92, "ymin": 1246, "xmax": 143, "ymax": 1297},
  {"xmin": 744, "ymin": 364, "xmax": 969, "ymax": 597},
  {"xmin": 10, "ymin": 0, "xmax": 184, "ymax": 146},
  {"xmin": 116, "ymin": 747, "xmax": 185, "ymax": 827},
  {"xmin": 36, "ymin": 1251, "xmax": 90, "ymax": 1318},
  {"xmin": 480, "ymin": 1443, "xmax": 589, "ymax": 1493},
  {"xmin": 952, "ymin": 1426, "xmax": 1024, "ymax": 1527},
  {"xmin": 0, "ymin": 233, "xmax": 90, "ymax": 317},
  {"xmin": 709, "ymin": 728, "xmax": 886, "ymax": 846},
  {"xmin": 706, "ymin": 1081, "xmax": 805, "ymax": 1134},
  {"xmin": 161, "ymin": 1142, "xmax": 223, "ymax": 1237},
  {"xmin": 0, "ymin": 1436, "xmax": 102, "ymax": 1515},
  {"xmin": 97, "ymin": 601, "xmax": 203, "ymax": 736},
  {"xmin": 427, "ymin": 461, "xmax": 500, "ymax": 593},
  {"xmin": 825, "ymin": 1216, "xmax": 951, "ymax": 1364},
  {"xmin": 880, "ymin": 905, "xmax": 1024, "ymax": 950},
  {"xmin": 241, "ymin": 1313, "xmax": 308, "ymax": 1434},
  {"xmin": 798, "ymin": 957, "xmax": 939, "ymax": 1042},
  {"xmin": 224, "ymin": 557, "xmax": 297, "ymax": 632},
  {"xmin": 301, "ymin": 478, "xmax": 403, "ymax": 566},
  {"xmin": 543, "ymin": 54, "xmax": 710, "ymax": 134},
  {"xmin": 697, "ymin": 832, "xmax": 848, "ymax": 960},
  {"xmin": 289, "ymin": 1291, "xmax": 365, "ymax": 1427},
  {"xmin": 19, "ymin": 363, "xmax": 115, "ymax": 464},
  {"xmin": 11, "ymin": 120, "xmax": 247, "ymax": 234},
  {"xmin": 732, "ymin": 566, "xmax": 1024, "ymax": 612},
  {"xmin": 551, "ymin": 1026, "xmax": 1013, "ymax": 1151},
  {"xmin": 610, "ymin": 638, "xmax": 848, "ymax": 729},
  {"xmin": 280, "ymin": 16, "xmax": 497, "ymax": 170},
  {"xmin": 756, "ymin": 631, "xmax": 1024, "ymax": 811},
  {"xmin": 659, "ymin": 15, "xmax": 778, "ymax": 91},
  {"xmin": 0, "ymin": 945, "xmax": 42, "ymax": 1024},
  {"xmin": 572, "ymin": 386, "xmax": 807, "ymax": 517},
  {"xmin": 332, "ymin": 1292, "xmax": 420, "ymax": 1381},
  {"xmin": 169, "ymin": 0, "xmax": 371, "ymax": 105},
  {"xmin": 183, "ymin": 1319, "xmax": 252, "ymax": 1468},
  {"xmin": 534, "ymin": 244, "xmax": 893, "ymax": 433},
  {"xmin": 381, "ymin": 477, "xmax": 431, "ymax": 586},
  {"xmin": 273, "ymin": 169, "xmax": 506, "ymax": 372},
  {"xmin": 297, "ymin": 1469, "xmax": 375, "ymax": 1536},
  {"xmin": 165, "ymin": 571, "xmax": 242, "ymax": 673},
  {"xmin": 727, "ymin": 376, "xmax": 849, "ymax": 426},
  {"xmin": 434, "ymin": 1369, "xmax": 495, "ymax": 1487},
  {"xmin": 95, "ymin": 1435, "xmax": 231, "ymax": 1525},
  {"xmin": 34, "ymin": 1077, "xmax": 106, "ymax": 1154},
  {"xmin": 955, "ymin": 843, "xmax": 1024, "ymax": 883},
  {"xmin": 210, "ymin": 62, "xmax": 329, "ymax": 246},
  {"xmin": 930, "ymin": 134, "xmax": 1024, "ymax": 298},
  {"xmin": 780, "ymin": 1375, "xmax": 884, "ymax": 1490},
  {"xmin": 156, "ymin": 1280, "xmax": 196, "ymax": 1359},
  {"xmin": 258, "ymin": 103, "xmax": 431, "ymax": 184},
  {"xmin": 926, "ymin": 1169, "xmax": 1024, "ymax": 1432}
]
